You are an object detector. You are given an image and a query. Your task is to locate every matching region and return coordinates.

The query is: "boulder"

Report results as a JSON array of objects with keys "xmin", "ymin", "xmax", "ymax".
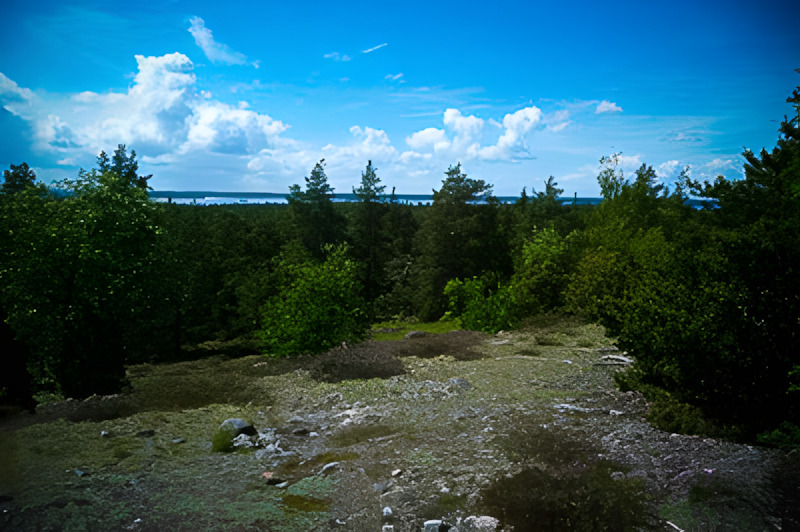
[{"xmin": 212, "ymin": 418, "xmax": 256, "ymax": 452}]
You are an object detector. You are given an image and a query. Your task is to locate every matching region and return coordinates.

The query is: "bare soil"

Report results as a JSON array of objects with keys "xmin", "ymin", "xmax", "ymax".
[{"xmin": 1, "ymin": 316, "xmax": 798, "ymax": 531}]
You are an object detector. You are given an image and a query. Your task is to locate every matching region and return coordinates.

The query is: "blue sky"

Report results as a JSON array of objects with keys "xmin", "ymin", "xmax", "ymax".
[{"xmin": 1, "ymin": 0, "xmax": 797, "ymax": 196}]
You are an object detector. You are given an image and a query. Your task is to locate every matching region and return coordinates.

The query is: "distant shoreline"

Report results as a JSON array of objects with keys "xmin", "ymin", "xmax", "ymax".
[{"xmin": 148, "ymin": 190, "xmax": 605, "ymax": 206}]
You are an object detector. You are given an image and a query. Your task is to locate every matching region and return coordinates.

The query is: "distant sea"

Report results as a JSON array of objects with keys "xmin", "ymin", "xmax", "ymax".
[{"xmin": 149, "ymin": 191, "xmax": 605, "ymax": 206}]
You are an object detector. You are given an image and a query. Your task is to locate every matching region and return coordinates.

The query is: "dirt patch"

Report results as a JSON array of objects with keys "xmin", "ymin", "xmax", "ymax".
[{"xmin": 1, "ymin": 319, "xmax": 797, "ymax": 531}]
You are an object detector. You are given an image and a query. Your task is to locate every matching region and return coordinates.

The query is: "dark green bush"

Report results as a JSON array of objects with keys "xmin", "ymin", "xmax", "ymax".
[{"xmin": 258, "ymin": 244, "xmax": 368, "ymax": 356}]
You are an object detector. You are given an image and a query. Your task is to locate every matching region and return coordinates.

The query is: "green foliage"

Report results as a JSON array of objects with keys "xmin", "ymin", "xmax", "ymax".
[
  {"xmin": 757, "ymin": 422, "xmax": 800, "ymax": 450},
  {"xmin": 349, "ymin": 161, "xmax": 390, "ymax": 316},
  {"xmin": 1, "ymin": 148, "xmax": 158, "ymax": 397},
  {"xmin": 444, "ymin": 274, "xmax": 517, "ymax": 333},
  {"xmin": 410, "ymin": 163, "xmax": 507, "ymax": 321},
  {"xmin": 258, "ymin": 244, "xmax": 368, "ymax": 356},
  {"xmin": 566, "ymin": 78, "xmax": 800, "ymax": 434},
  {"xmin": 287, "ymin": 159, "xmax": 346, "ymax": 259},
  {"xmin": 512, "ymin": 226, "xmax": 575, "ymax": 315},
  {"xmin": 2, "ymin": 162, "xmax": 37, "ymax": 194},
  {"xmin": 597, "ymin": 152, "xmax": 625, "ymax": 200}
]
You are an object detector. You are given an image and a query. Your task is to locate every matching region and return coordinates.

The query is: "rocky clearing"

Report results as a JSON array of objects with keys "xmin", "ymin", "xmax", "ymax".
[{"xmin": 1, "ymin": 316, "xmax": 798, "ymax": 531}]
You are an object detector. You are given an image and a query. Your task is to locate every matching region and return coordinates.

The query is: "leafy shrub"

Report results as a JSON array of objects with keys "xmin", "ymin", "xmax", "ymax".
[
  {"xmin": 757, "ymin": 422, "xmax": 800, "ymax": 450},
  {"xmin": 512, "ymin": 227, "xmax": 576, "ymax": 315},
  {"xmin": 443, "ymin": 273, "xmax": 517, "ymax": 333},
  {"xmin": 258, "ymin": 244, "xmax": 368, "ymax": 356}
]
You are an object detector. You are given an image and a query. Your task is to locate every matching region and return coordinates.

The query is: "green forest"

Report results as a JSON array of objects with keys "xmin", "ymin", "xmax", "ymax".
[{"xmin": 2, "ymin": 82, "xmax": 798, "ymax": 449}]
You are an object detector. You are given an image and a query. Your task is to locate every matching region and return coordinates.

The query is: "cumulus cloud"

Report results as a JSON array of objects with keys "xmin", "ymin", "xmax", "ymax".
[
  {"xmin": 657, "ymin": 160, "xmax": 681, "ymax": 178},
  {"xmin": 321, "ymin": 126, "xmax": 398, "ymax": 169},
  {"xmin": 181, "ymin": 100, "xmax": 288, "ymax": 154},
  {"xmin": 188, "ymin": 17, "xmax": 254, "ymax": 67},
  {"xmin": 479, "ymin": 105, "xmax": 542, "ymax": 160},
  {"xmin": 406, "ymin": 127, "xmax": 450, "ymax": 152},
  {"xmin": 0, "ymin": 53, "xmax": 292, "ymax": 185},
  {"xmin": 595, "ymin": 100, "xmax": 622, "ymax": 114}
]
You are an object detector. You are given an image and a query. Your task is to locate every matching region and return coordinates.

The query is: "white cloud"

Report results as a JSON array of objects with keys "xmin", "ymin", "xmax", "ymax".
[
  {"xmin": 657, "ymin": 160, "xmax": 681, "ymax": 178},
  {"xmin": 188, "ymin": 17, "xmax": 254, "ymax": 67},
  {"xmin": 406, "ymin": 127, "xmax": 450, "ymax": 152},
  {"xmin": 362, "ymin": 43, "xmax": 388, "ymax": 54},
  {"xmin": 0, "ymin": 72, "xmax": 36, "ymax": 107},
  {"xmin": 479, "ymin": 105, "xmax": 542, "ymax": 161},
  {"xmin": 321, "ymin": 126, "xmax": 398, "ymax": 168},
  {"xmin": 544, "ymin": 109, "xmax": 571, "ymax": 132},
  {"xmin": 181, "ymin": 100, "xmax": 288, "ymax": 154},
  {"xmin": 0, "ymin": 54, "xmax": 297, "ymax": 188},
  {"xmin": 595, "ymin": 100, "xmax": 622, "ymax": 114},
  {"xmin": 385, "ymin": 73, "xmax": 404, "ymax": 81},
  {"xmin": 323, "ymin": 52, "xmax": 352, "ymax": 62}
]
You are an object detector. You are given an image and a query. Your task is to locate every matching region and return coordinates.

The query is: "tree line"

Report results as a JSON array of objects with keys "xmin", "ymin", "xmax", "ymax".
[{"xmin": 1, "ymin": 79, "xmax": 798, "ymax": 446}]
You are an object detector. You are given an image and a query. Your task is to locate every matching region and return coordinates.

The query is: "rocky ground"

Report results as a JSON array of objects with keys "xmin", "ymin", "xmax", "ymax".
[{"xmin": 1, "ymin": 316, "xmax": 798, "ymax": 531}]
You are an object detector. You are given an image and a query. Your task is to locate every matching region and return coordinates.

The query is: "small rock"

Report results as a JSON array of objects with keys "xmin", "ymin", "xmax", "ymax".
[
  {"xmin": 424, "ymin": 520, "xmax": 443, "ymax": 532},
  {"xmin": 382, "ymin": 506, "xmax": 393, "ymax": 517},
  {"xmin": 100, "ymin": 430, "xmax": 110, "ymax": 438},
  {"xmin": 405, "ymin": 331, "xmax": 428, "ymax": 339},
  {"xmin": 601, "ymin": 354, "xmax": 634, "ymax": 364},
  {"xmin": 460, "ymin": 515, "xmax": 500, "ymax": 531},
  {"xmin": 219, "ymin": 418, "xmax": 257, "ymax": 436},
  {"xmin": 391, "ymin": 469, "xmax": 402, "ymax": 477},
  {"xmin": 287, "ymin": 415, "xmax": 305, "ymax": 424},
  {"xmin": 319, "ymin": 462, "xmax": 339, "ymax": 474},
  {"xmin": 308, "ymin": 431, "xmax": 319, "ymax": 437},
  {"xmin": 562, "ymin": 359, "xmax": 573, "ymax": 364},
  {"xmin": 608, "ymin": 410, "xmax": 624, "ymax": 416},
  {"xmin": 276, "ymin": 481, "xmax": 290, "ymax": 488},
  {"xmin": 212, "ymin": 418, "xmax": 257, "ymax": 452},
  {"xmin": 232, "ymin": 434, "xmax": 254, "ymax": 448},
  {"xmin": 171, "ymin": 438, "xmax": 186, "ymax": 444}
]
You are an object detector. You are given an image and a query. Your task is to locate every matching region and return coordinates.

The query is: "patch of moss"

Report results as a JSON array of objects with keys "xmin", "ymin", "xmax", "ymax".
[
  {"xmin": 211, "ymin": 428, "xmax": 236, "ymax": 452},
  {"xmin": 371, "ymin": 319, "xmax": 463, "ymax": 341},
  {"xmin": 282, "ymin": 493, "xmax": 330, "ymax": 512}
]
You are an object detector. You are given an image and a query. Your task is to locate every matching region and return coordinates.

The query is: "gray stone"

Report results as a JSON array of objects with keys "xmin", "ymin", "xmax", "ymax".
[
  {"xmin": 212, "ymin": 418, "xmax": 257, "ymax": 452},
  {"xmin": 219, "ymin": 418, "xmax": 257, "ymax": 436},
  {"xmin": 601, "ymin": 354, "xmax": 634, "ymax": 364},
  {"xmin": 404, "ymin": 331, "xmax": 428, "ymax": 339},
  {"xmin": 459, "ymin": 515, "xmax": 500, "ymax": 531},
  {"xmin": 319, "ymin": 461, "xmax": 339, "ymax": 474},
  {"xmin": 424, "ymin": 520, "xmax": 443, "ymax": 531}
]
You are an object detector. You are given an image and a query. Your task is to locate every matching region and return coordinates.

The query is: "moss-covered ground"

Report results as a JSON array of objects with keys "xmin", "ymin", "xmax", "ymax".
[{"xmin": 1, "ymin": 315, "xmax": 796, "ymax": 531}]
